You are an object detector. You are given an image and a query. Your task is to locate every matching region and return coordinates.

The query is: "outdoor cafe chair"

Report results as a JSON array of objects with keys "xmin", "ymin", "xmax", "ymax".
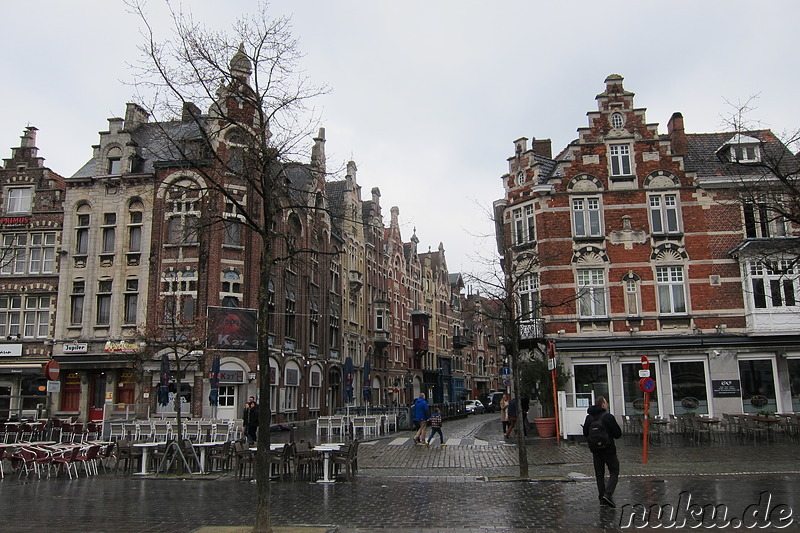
[
  {"xmin": 208, "ymin": 440, "xmax": 232, "ymax": 472},
  {"xmin": 233, "ymin": 440, "xmax": 254, "ymax": 479},
  {"xmin": 269, "ymin": 443, "xmax": 293, "ymax": 479},
  {"xmin": 293, "ymin": 441, "xmax": 321, "ymax": 481},
  {"xmin": 52, "ymin": 446, "xmax": 82, "ymax": 479},
  {"xmin": 213, "ymin": 422, "xmax": 230, "ymax": 442},
  {"xmin": 10, "ymin": 448, "xmax": 37, "ymax": 478},
  {"xmin": 114, "ymin": 439, "xmax": 143, "ymax": 476},
  {"xmin": 76, "ymin": 444, "xmax": 102, "ymax": 476},
  {"xmin": 331, "ymin": 440, "xmax": 359, "ymax": 481}
]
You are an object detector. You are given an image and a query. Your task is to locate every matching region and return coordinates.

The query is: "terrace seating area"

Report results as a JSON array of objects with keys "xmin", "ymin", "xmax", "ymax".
[{"xmin": 620, "ymin": 412, "xmax": 800, "ymax": 446}]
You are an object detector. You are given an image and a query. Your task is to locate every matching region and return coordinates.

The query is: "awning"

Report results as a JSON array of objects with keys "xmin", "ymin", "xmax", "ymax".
[
  {"xmin": 54, "ymin": 357, "xmax": 133, "ymax": 369},
  {"xmin": 0, "ymin": 363, "xmax": 44, "ymax": 374}
]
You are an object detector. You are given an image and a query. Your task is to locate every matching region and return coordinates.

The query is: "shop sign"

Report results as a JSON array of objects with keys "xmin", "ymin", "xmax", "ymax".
[
  {"xmin": 0, "ymin": 216, "xmax": 30, "ymax": 227},
  {"xmin": 104, "ymin": 340, "xmax": 140, "ymax": 353},
  {"xmin": 218, "ymin": 370, "xmax": 244, "ymax": 384},
  {"xmin": 712, "ymin": 379, "xmax": 741, "ymax": 398},
  {"xmin": 63, "ymin": 343, "xmax": 88, "ymax": 354},
  {"xmin": 0, "ymin": 344, "xmax": 22, "ymax": 357}
]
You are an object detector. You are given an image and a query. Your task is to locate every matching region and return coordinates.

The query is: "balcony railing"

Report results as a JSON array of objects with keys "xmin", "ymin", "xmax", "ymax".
[{"xmin": 519, "ymin": 319, "xmax": 545, "ymax": 341}]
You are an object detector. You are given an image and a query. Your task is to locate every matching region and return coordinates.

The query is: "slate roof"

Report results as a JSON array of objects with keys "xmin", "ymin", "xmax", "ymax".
[
  {"xmin": 684, "ymin": 130, "xmax": 799, "ymax": 178},
  {"xmin": 325, "ymin": 179, "xmax": 348, "ymax": 236}
]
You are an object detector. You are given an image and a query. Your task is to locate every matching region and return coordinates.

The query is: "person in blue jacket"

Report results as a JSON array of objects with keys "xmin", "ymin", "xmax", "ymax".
[{"xmin": 412, "ymin": 392, "xmax": 430, "ymax": 444}]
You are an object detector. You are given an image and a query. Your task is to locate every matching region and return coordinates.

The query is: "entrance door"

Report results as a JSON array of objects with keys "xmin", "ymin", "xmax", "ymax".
[
  {"xmin": 89, "ymin": 373, "xmax": 107, "ymax": 421},
  {"xmin": 216, "ymin": 385, "xmax": 237, "ymax": 420}
]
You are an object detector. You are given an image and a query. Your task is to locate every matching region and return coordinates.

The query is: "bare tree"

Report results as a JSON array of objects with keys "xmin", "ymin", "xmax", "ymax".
[
  {"xmin": 126, "ymin": 1, "xmax": 329, "ymax": 530},
  {"xmin": 717, "ymin": 99, "xmax": 800, "ymax": 310}
]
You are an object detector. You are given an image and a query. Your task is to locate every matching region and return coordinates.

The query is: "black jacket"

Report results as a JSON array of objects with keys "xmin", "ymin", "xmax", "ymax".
[{"xmin": 582, "ymin": 404, "xmax": 622, "ymax": 451}]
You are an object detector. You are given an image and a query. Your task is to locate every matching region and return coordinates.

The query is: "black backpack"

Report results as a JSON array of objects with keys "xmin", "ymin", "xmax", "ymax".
[{"xmin": 587, "ymin": 413, "xmax": 611, "ymax": 451}]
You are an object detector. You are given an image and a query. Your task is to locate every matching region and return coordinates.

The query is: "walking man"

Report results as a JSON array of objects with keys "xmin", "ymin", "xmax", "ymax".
[
  {"xmin": 412, "ymin": 392, "xmax": 430, "ymax": 444},
  {"xmin": 583, "ymin": 396, "xmax": 622, "ymax": 507},
  {"xmin": 504, "ymin": 396, "xmax": 518, "ymax": 438}
]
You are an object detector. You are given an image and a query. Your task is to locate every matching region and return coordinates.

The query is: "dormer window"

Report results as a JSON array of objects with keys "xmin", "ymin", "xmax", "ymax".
[{"xmin": 720, "ymin": 134, "xmax": 762, "ymax": 163}]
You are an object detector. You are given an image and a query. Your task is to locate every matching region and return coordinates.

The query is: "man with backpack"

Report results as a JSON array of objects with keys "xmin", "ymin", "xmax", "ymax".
[{"xmin": 583, "ymin": 396, "xmax": 623, "ymax": 507}]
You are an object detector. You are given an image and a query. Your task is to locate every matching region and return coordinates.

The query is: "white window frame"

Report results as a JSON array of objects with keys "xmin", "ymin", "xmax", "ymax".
[
  {"xmin": 518, "ymin": 273, "xmax": 539, "ymax": 322},
  {"xmin": 649, "ymin": 193, "xmax": 681, "ymax": 235},
  {"xmin": 572, "ymin": 197, "xmax": 602, "ymax": 238},
  {"xmin": 656, "ymin": 265, "xmax": 687, "ymax": 315},
  {"xmin": 748, "ymin": 260, "xmax": 799, "ymax": 309},
  {"xmin": 577, "ymin": 268, "xmax": 607, "ymax": 318},
  {"xmin": 512, "ymin": 204, "xmax": 535, "ymax": 245},
  {"xmin": 743, "ymin": 198, "xmax": 786, "ymax": 238},
  {"xmin": 5, "ymin": 187, "xmax": 33, "ymax": 214},
  {"xmin": 609, "ymin": 144, "xmax": 632, "ymax": 176}
]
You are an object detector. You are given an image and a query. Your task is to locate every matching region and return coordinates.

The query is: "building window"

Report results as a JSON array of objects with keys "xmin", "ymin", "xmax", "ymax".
[
  {"xmin": 75, "ymin": 213, "xmax": 90, "ymax": 255},
  {"xmin": 731, "ymin": 144, "xmax": 760, "ymax": 163},
  {"xmin": 284, "ymin": 290, "xmax": 296, "ymax": 339},
  {"xmin": 610, "ymin": 113, "xmax": 624, "ymax": 130},
  {"xmin": 330, "ymin": 264, "xmax": 340, "ymax": 294},
  {"xmin": 0, "ymin": 296, "xmax": 21, "ymax": 337},
  {"xmin": 101, "ymin": 213, "xmax": 116, "ymax": 253},
  {"xmin": 70, "ymin": 281, "xmax": 85, "ymax": 325},
  {"xmin": 107, "ymin": 157, "xmax": 122, "ymax": 175},
  {"xmin": 165, "ymin": 186, "xmax": 201, "ymax": 245},
  {"xmin": 738, "ymin": 358, "xmax": 776, "ymax": 413},
  {"xmin": 375, "ymin": 308, "xmax": 386, "ymax": 331},
  {"xmin": 96, "ymin": 279, "xmax": 113, "ymax": 326},
  {"xmin": 573, "ymin": 363, "xmax": 610, "ymax": 402},
  {"xmin": 329, "ymin": 310, "xmax": 339, "ymax": 349},
  {"xmin": 624, "ymin": 276, "xmax": 640, "ymax": 316},
  {"xmin": 744, "ymin": 199, "xmax": 786, "ymax": 238},
  {"xmin": 609, "ymin": 144, "xmax": 632, "ymax": 176},
  {"xmin": 124, "ymin": 279, "xmax": 138, "ymax": 324},
  {"xmin": 1, "ymin": 232, "xmax": 56, "ymax": 275},
  {"xmin": 5, "ymin": 187, "xmax": 33, "ymax": 214},
  {"xmin": 220, "ymin": 270, "xmax": 242, "ymax": 307},
  {"xmin": 669, "ymin": 361, "xmax": 709, "ymax": 415},
  {"xmin": 518, "ymin": 273, "xmax": 539, "ymax": 321},
  {"xmin": 512, "ymin": 205, "xmax": 535, "ymax": 245},
  {"xmin": 577, "ymin": 268, "xmax": 607, "ymax": 317},
  {"xmin": 23, "ymin": 296, "xmax": 50, "ymax": 338},
  {"xmin": 656, "ymin": 266, "xmax": 687, "ymax": 314},
  {"xmin": 223, "ymin": 200, "xmax": 243, "ymax": 246},
  {"xmin": 309, "ymin": 302, "xmax": 319, "ymax": 346},
  {"xmin": 161, "ymin": 269, "xmax": 198, "ymax": 323},
  {"xmin": 649, "ymin": 194, "xmax": 681, "ymax": 234},
  {"xmin": 128, "ymin": 205, "xmax": 143, "ymax": 252},
  {"xmin": 622, "ymin": 362, "xmax": 659, "ymax": 415},
  {"xmin": 309, "ymin": 367, "xmax": 321, "ymax": 410},
  {"xmin": 284, "ymin": 365, "xmax": 299, "ymax": 412},
  {"xmin": 749, "ymin": 260, "xmax": 797, "ymax": 309},
  {"xmin": 572, "ymin": 197, "xmax": 602, "ymax": 238}
]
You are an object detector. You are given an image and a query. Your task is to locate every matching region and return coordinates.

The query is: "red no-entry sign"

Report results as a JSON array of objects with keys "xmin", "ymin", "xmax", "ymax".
[{"xmin": 44, "ymin": 360, "xmax": 60, "ymax": 381}]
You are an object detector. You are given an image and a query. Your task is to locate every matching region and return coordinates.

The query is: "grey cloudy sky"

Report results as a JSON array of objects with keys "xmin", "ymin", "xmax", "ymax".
[{"xmin": 2, "ymin": 1, "xmax": 799, "ymax": 274}]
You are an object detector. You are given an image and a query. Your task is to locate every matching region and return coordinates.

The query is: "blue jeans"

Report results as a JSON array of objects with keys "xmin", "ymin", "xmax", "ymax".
[{"xmin": 427, "ymin": 427, "xmax": 444, "ymax": 444}]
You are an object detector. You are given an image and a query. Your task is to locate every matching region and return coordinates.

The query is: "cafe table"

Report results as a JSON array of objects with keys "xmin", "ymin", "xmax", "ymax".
[
  {"xmin": 133, "ymin": 442, "xmax": 163, "ymax": 475},
  {"xmin": 192, "ymin": 441, "xmax": 218, "ymax": 474},
  {"xmin": 313, "ymin": 443, "xmax": 343, "ymax": 484}
]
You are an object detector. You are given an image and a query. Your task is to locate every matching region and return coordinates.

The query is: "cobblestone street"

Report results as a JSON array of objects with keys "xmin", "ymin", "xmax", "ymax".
[{"xmin": 2, "ymin": 414, "xmax": 800, "ymax": 532}]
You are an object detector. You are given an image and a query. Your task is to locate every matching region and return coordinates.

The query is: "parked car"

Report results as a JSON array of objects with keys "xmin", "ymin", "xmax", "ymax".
[
  {"xmin": 464, "ymin": 400, "xmax": 484, "ymax": 415},
  {"xmin": 482, "ymin": 392, "xmax": 505, "ymax": 414}
]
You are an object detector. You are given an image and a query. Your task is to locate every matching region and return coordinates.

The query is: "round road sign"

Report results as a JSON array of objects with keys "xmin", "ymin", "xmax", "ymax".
[
  {"xmin": 44, "ymin": 360, "xmax": 60, "ymax": 381},
  {"xmin": 639, "ymin": 377, "xmax": 656, "ymax": 393}
]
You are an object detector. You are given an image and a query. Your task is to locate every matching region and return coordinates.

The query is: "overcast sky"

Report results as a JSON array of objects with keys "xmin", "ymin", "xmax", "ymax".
[{"xmin": 3, "ymin": 1, "xmax": 799, "ymax": 276}]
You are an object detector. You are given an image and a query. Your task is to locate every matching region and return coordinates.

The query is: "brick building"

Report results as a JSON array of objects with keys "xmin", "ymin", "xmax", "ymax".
[
  {"xmin": 0, "ymin": 127, "xmax": 65, "ymax": 419},
  {"xmin": 495, "ymin": 75, "xmax": 800, "ymax": 434}
]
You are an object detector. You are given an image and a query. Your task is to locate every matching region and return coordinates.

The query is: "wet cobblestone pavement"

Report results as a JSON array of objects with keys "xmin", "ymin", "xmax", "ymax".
[{"xmin": 2, "ymin": 414, "xmax": 800, "ymax": 532}]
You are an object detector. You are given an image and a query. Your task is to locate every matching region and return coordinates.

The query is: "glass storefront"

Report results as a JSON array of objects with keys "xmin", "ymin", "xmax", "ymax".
[
  {"xmin": 738, "ymin": 358, "xmax": 777, "ymax": 413},
  {"xmin": 573, "ymin": 364, "xmax": 609, "ymax": 404},
  {"xmin": 669, "ymin": 361, "xmax": 709, "ymax": 414},
  {"xmin": 622, "ymin": 362, "xmax": 659, "ymax": 415},
  {"xmin": 787, "ymin": 359, "xmax": 800, "ymax": 413}
]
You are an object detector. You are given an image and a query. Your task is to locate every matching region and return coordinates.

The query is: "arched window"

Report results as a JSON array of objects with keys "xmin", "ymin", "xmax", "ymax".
[{"xmin": 221, "ymin": 270, "xmax": 242, "ymax": 307}]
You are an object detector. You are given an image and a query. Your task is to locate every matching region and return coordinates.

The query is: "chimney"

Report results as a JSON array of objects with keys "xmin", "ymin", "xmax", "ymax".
[
  {"xmin": 667, "ymin": 112, "xmax": 686, "ymax": 156},
  {"xmin": 124, "ymin": 103, "xmax": 149, "ymax": 130},
  {"xmin": 182, "ymin": 102, "xmax": 202, "ymax": 122},
  {"xmin": 513, "ymin": 137, "xmax": 528, "ymax": 157},
  {"xmin": 532, "ymin": 138, "xmax": 552, "ymax": 159},
  {"xmin": 20, "ymin": 126, "xmax": 37, "ymax": 148}
]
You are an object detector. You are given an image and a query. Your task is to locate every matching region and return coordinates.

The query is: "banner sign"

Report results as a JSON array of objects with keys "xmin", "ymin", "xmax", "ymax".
[{"xmin": 207, "ymin": 307, "xmax": 258, "ymax": 351}]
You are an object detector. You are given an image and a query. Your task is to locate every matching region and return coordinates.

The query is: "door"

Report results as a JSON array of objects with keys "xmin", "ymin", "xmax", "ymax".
[
  {"xmin": 89, "ymin": 373, "xmax": 107, "ymax": 421},
  {"xmin": 216, "ymin": 385, "xmax": 237, "ymax": 420}
]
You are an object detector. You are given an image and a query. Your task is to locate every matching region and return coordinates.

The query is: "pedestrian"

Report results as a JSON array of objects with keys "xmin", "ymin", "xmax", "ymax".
[
  {"xmin": 521, "ymin": 396, "xmax": 530, "ymax": 436},
  {"xmin": 246, "ymin": 400, "xmax": 259, "ymax": 446},
  {"xmin": 583, "ymin": 396, "xmax": 622, "ymax": 508},
  {"xmin": 412, "ymin": 392, "xmax": 430, "ymax": 444},
  {"xmin": 504, "ymin": 396, "xmax": 518, "ymax": 438},
  {"xmin": 242, "ymin": 401, "xmax": 252, "ymax": 443},
  {"xmin": 500, "ymin": 394, "xmax": 509, "ymax": 435},
  {"xmin": 426, "ymin": 407, "xmax": 445, "ymax": 446}
]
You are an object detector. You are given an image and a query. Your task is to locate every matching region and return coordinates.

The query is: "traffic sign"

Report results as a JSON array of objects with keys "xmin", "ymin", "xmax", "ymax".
[
  {"xmin": 638, "ymin": 369, "xmax": 650, "ymax": 378},
  {"xmin": 47, "ymin": 380, "xmax": 61, "ymax": 393},
  {"xmin": 503, "ymin": 379, "xmax": 511, "ymax": 387},
  {"xmin": 44, "ymin": 360, "xmax": 60, "ymax": 381},
  {"xmin": 501, "ymin": 367, "xmax": 511, "ymax": 376},
  {"xmin": 639, "ymin": 377, "xmax": 656, "ymax": 393}
]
